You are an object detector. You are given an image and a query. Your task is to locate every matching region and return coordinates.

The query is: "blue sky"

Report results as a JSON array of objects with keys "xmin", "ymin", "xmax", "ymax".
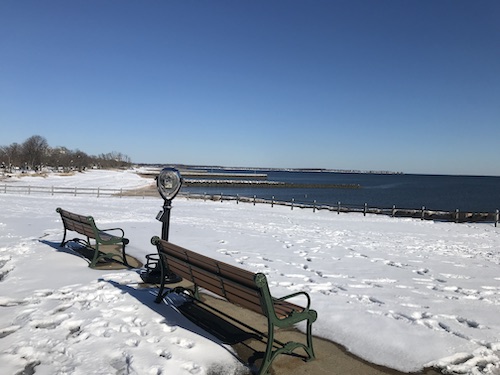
[{"xmin": 1, "ymin": 1, "xmax": 499, "ymax": 175}]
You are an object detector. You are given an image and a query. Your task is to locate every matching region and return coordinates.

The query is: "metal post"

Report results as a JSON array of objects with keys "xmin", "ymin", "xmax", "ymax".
[
  {"xmin": 291, "ymin": 198, "xmax": 294, "ymax": 210},
  {"xmin": 313, "ymin": 200, "xmax": 316, "ymax": 213},
  {"xmin": 392, "ymin": 205, "xmax": 396, "ymax": 217},
  {"xmin": 161, "ymin": 199, "xmax": 172, "ymax": 241},
  {"xmin": 495, "ymin": 209, "xmax": 499, "ymax": 227},
  {"xmin": 364, "ymin": 203, "xmax": 367, "ymax": 216},
  {"xmin": 421, "ymin": 206, "xmax": 425, "ymax": 220},
  {"xmin": 337, "ymin": 201, "xmax": 341, "ymax": 214},
  {"xmin": 455, "ymin": 209, "xmax": 459, "ymax": 223},
  {"xmin": 271, "ymin": 196, "xmax": 274, "ymax": 207}
]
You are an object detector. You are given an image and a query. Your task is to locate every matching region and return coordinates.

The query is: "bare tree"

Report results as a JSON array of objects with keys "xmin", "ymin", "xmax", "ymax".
[
  {"xmin": 0, "ymin": 143, "xmax": 21, "ymax": 172},
  {"xmin": 22, "ymin": 135, "xmax": 49, "ymax": 170},
  {"xmin": 1, "ymin": 135, "xmax": 131, "ymax": 172},
  {"xmin": 72, "ymin": 149, "xmax": 91, "ymax": 171}
]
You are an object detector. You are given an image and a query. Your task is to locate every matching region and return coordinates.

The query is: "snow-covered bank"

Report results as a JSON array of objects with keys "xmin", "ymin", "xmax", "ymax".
[{"xmin": 1, "ymin": 170, "xmax": 500, "ymax": 374}]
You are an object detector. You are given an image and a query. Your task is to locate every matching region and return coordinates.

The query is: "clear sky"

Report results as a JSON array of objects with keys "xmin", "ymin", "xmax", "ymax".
[{"xmin": 1, "ymin": 1, "xmax": 499, "ymax": 175}]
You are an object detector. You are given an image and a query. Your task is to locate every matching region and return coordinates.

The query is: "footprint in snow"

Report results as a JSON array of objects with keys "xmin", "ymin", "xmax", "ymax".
[
  {"xmin": 0, "ymin": 257, "xmax": 13, "ymax": 282},
  {"xmin": 157, "ymin": 349, "xmax": 172, "ymax": 360},
  {"xmin": 171, "ymin": 337, "xmax": 195, "ymax": 349},
  {"xmin": 110, "ymin": 352, "xmax": 136, "ymax": 375},
  {"xmin": 0, "ymin": 296, "xmax": 27, "ymax": 307},
  {"xmin": 30, "ymin": 313, "xmax": 72, "ymax": 330},
  {"xmin": 0, "ymin": 325, "xmax": 21, "ymax": 338},
  {"xmin": 415, "ymin": 268, "xmax": 429, "ymax": 275},
  {"xmin": 183, "ymin": 362, "xmax": 202, "ymax": 374},
  {"xmin": 217, "ymin": 249, "xmax": 240, "ymax": 256}
]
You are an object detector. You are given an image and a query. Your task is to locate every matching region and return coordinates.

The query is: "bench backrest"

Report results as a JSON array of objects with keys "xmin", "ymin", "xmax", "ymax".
[
  {"xmin": 56, "ymin": 207, "xmax": 97, "ymax": 239},
  {"xmin": 152, "ymin": 237, "xmax": 267, "ymax": 316}
]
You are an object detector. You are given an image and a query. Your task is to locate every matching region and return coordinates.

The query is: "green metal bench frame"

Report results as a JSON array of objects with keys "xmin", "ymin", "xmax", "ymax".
[
  {"xmin": 56, "ymin": 207, "xmax": 130, "ymax": 268},
  {"xmin": 151, "ymin": 236, "xmax": 317, "ymax": 375}
]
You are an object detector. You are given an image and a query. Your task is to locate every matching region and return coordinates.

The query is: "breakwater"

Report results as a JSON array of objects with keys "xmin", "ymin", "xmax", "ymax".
[{"xmin": 184, "ymin": 179, "xmax": 361, "ymax": 189}]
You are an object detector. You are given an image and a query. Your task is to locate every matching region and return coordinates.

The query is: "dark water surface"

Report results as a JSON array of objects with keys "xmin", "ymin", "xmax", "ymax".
[{"xmin": 181, "ymin": 170, "xmax": 500, "ymax": 213}]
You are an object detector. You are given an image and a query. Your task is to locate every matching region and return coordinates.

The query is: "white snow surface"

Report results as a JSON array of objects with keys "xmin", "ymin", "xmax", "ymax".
[{"xmin": 1, "ymin": 169, "xmax": 500, "ymax": 375}]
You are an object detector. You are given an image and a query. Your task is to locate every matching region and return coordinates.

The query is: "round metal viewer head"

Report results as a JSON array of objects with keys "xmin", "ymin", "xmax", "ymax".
[{"xmin": 156, "ymin": 168, "xmax": 182, "ymax": 201}]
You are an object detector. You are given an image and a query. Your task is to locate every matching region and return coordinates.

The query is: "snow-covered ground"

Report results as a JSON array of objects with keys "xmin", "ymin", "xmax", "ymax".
[{"xmin": 1, "ymin": 169, "xmax": 500, "ymax": 374}]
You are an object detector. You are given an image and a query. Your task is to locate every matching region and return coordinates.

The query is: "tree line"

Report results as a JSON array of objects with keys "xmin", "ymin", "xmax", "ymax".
[{"xmin": 0, "ymin": 135, "xmax": 132, "ymax": 173}]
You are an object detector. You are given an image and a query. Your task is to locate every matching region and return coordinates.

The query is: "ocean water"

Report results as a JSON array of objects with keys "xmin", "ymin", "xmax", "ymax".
[{"xmin": 180, "ymin": 170, "xmax": 500, "ymax": 213}]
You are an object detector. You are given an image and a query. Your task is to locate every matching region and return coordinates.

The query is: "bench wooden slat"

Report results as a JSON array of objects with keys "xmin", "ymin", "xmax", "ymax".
[
  {"xmin": 222, "ymin": 284, "xmax": 263, "ymax": 314},
  {"xmin": 164, "ymin": 256, "xmax": 265, "ymax": 313}
]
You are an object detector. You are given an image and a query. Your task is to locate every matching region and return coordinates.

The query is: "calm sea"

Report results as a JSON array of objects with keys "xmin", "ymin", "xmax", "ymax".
[{"xmin": 180, "ymin": 170, "xmax": 500, "ymax": 213}]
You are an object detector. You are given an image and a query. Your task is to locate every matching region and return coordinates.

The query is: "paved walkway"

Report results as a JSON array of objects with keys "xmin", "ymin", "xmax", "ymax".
[{"xmin": 201, "ymin": 293, "xmax": 443, "ymax": 375}]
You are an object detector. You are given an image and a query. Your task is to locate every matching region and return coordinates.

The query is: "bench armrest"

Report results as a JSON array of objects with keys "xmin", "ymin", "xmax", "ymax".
[
  {"xmin": 276, "ymin": 291, "xmax": 311, "ymax": 310},
  {"xmin": 99, "ymin": 227, "xmax": 126, "ymax": 238}
]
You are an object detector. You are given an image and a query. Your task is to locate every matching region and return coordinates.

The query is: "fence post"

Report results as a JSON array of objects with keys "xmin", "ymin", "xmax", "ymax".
[
  {"xmin": 313, "ymin": 200, "xmax": 316, "ymax": 213},
  {"xmin": 364, "ymin": 203, "xmax": 367, "ymax": 216},
  {"xmin": 291, "ymin": 198, "xmax": 294, "ymax": 210},
  {"xmin": 271, "ymin": 196, "xmax": 274, "ymax": 208},
  {"xmin": 337, "ymin": 201, "xmax": 340, "ymax": 214},
  {"xmin": 253, "ymin": 195, "xmax": 256, "ymax": 206},
  {"xmin": 392, "ymin": 205, "xmax": 396, "ymax": 217},
  {"xmin": 495, "ymin": 209, "xmax": 499, "ymax": 227},
  {"xmin": 220, "ymin": 193, "xmax": 223, "ymax": 202},
  {"xmin": 455, "ymin": 209, "xmax": 459, "ymax": 223},
  {"xmin": 236, "ymin": 194, "xmax": 239, "ymax": 204},
  {"xmin": 421, "ymin": 206, "xmax": 425, "ymax": 220},
  {"xmin": 97, "ymin": 187, "xmax": 100, "ymax": 198}
]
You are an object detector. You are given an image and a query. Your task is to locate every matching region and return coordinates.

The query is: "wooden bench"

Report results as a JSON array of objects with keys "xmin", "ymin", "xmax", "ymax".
[
  {"xmin": 151, "ymin": 236, "xmax": 317, "ymax": 375},
  {"xmin": 56, "ymin": 207, "xmax": 130, "ymax": 268}
]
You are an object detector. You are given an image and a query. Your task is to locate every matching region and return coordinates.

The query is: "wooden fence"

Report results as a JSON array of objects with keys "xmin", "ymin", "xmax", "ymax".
[
  {"xmin": 2, "ymin": 184, "xmax": 499, "ymax": 226},
  {"xmin": 1, "ymin": 184, "xmax": 134, "ymax": 198},
  {"xmin": 183, "ymin": 192, "xmax": 500, "ymax": 227}
]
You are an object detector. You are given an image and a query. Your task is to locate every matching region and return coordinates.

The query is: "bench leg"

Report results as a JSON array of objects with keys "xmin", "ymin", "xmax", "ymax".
[
  {"xmin": 59, "ymin": 229, "xmax": 68, "ymax": 247},
  {"xmin": 305, "ymin": 312, "xmax": 316, "ymax": 360},
  {"xmin": 121, "ymin": 243, "xmax": 129, "ymax": 267},
  {"xmin": 155, "ymin": 254, "xmax": 167, "ymax": 303},
  {"xmin": 259, "ymin": 323, "xmax": 276, "ymax": 375},
  {"xmin": 90, "ymin": 242, "xmax": 101, "ymax": 268},
  {"xmin": 258, "ymin": 314, "xmax": 316, "ymax": 375}
]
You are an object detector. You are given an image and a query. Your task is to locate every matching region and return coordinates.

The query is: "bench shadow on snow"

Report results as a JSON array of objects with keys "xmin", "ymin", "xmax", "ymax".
[
  {"xmin": 103, "ymin": 278, "xmax": 260, "ymax": 373},
  {"xmin": 39, "ymin": 239, "xmax": 142, "ymax": 269}
]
